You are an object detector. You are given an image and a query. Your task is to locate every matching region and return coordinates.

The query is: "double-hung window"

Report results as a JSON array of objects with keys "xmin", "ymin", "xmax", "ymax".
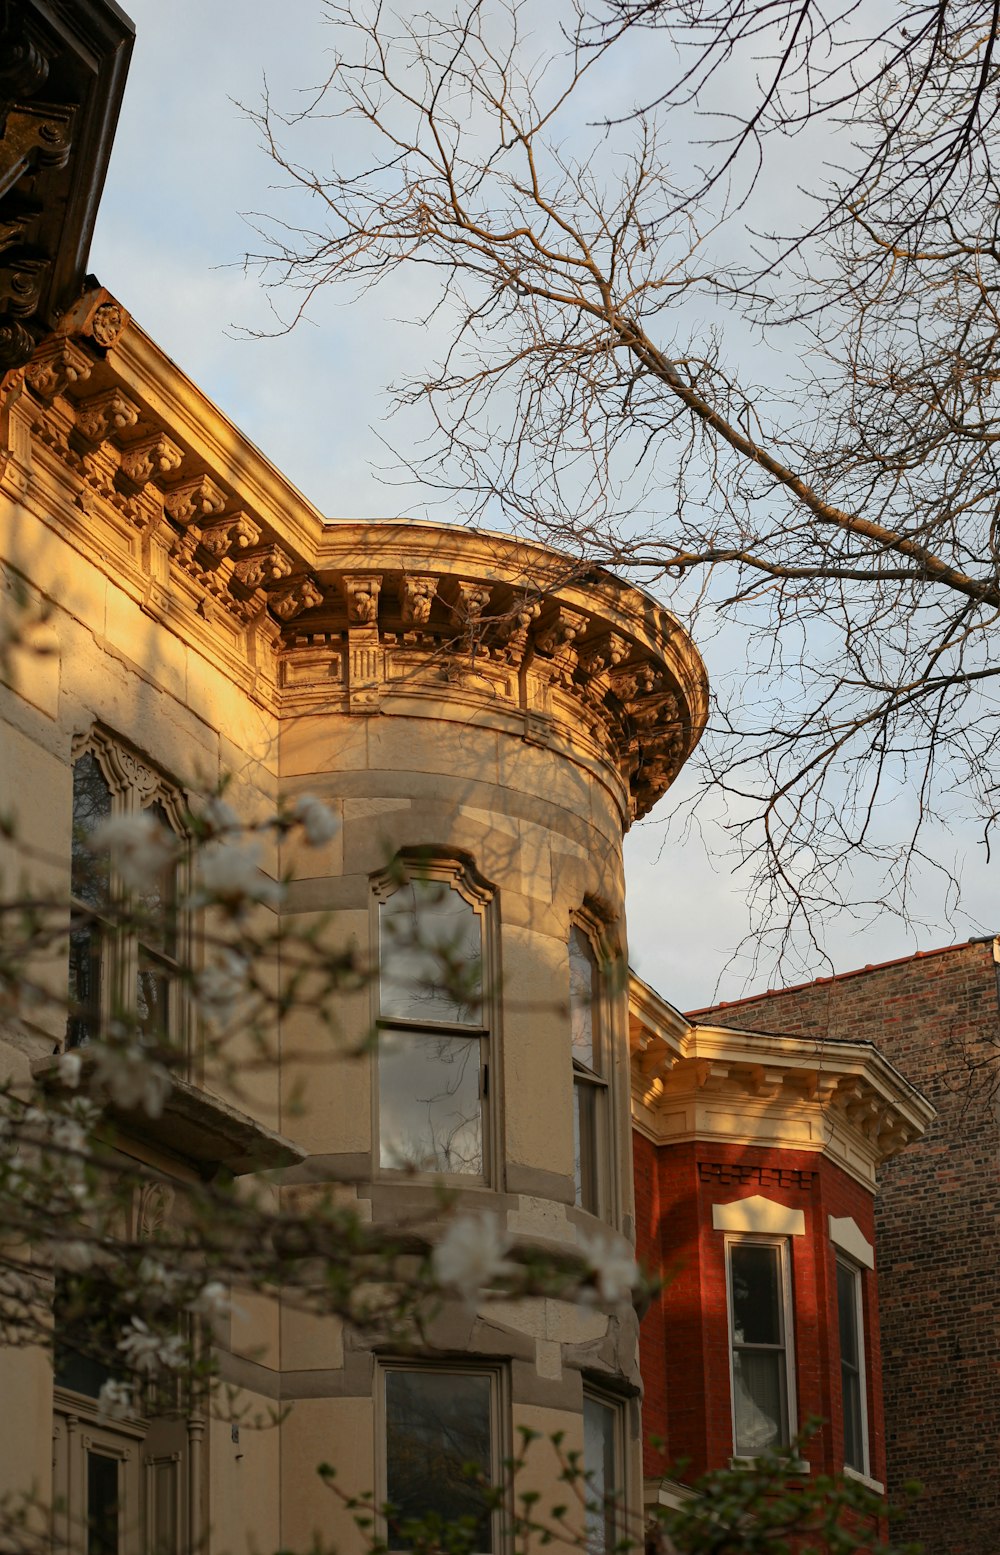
[
  {"xmin": 68, "ymin": 732, "xmax": 187, "ymax": 1051},
  {"xmin": 569, "ymin": 925, "xmax": 609, "ymax": 1216},
  {"xmin": 583, "ymin": 1390, "xmax": 624, "ymax": 1555},
  {"xmin": 381, "ymin": 1363, "xmax": 501, "ymax": 1553},
  {"xmin": 836, "ymin": 1258, "xmax": 869, "ymax": 1475},
  {"xmin": 726, "ymin": 1238, "xmax": 796, "ymax": 1457},
  {"xmin": 376, "ymin": 863, "xmax": 494, "ymax": 1180}
]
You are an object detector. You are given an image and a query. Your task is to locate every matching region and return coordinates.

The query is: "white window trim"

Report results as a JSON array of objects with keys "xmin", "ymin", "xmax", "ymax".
[
  {"xmin": 371, "ymin": 856, "xmax": 500, "ymax": 1186},
  {"xmin": 377, "ymin": 1358, "xmax": 506, "ymax": 1555},
  {"xmin": 835, "ymin": 1255, "xmax": 871, "ymax": 1478},
  {"xmin": 713, "ymin": 1197, "xmax": 805, "ymax": 1237},
  {"xmin": 69, "ymin": 728, "xmax": 190, "ymax": 1056},
  {"xmin": 828, "ymin": 1215, "xmax": 875, "ymax": 1270},
  {"xmin": 724, "ymin": 1234, "xmax": 798, "ymax": 1460}
]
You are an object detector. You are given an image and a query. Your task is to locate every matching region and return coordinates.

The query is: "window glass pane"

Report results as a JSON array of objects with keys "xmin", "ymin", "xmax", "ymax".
[
  {"xmin": 87, "ymin": 1451, "xmax": 120, "ymax": 1555},
  {"xmin": 379, "ymin": 1029, "xmax": 483, "ymax": 1174},
  {"xmin": 72, "ymin": 754, "xmax": 112, "ymax": 910},
  {"xmin": 733, "ymin": 1349, "xmax": 787, "ymax": 1454},
  {"xmin": 138, "ymin": 804, "xmax": 177, "ymax": 957},
  {"xmin": 68, "ymin": 919, "xmax": 103, "ymax": 1048},
  {"xmin": 380, "ymin": 880, "xmax": 482, "ymax": 1025},
  {"xmin": 837, "ymin": 1262, "xmax": 859, "ymax": 1367},
  {"xmin": 731, "ymin": 1244, "xmax": 782, "ymax": 1346},
  {"xmin": 569, "ymin": 927, "xmax": 596, "ymax": 1071},
  {"xmin": 385, "ymin": 1370, "xmax": 492, "ymax": 1552},
  {"xmin": 837, "ymin": 1262, "xmax": 866, "ymax": 1471},
  {"xmin": 574, "ymin": 1081, "xmax": 598, "ymax": 1213},
  {"xmin": 583, "ymin": 1396, "xmax": 617, "ymax": 1555},
  {"xmin": 136, "ymin": 957, "xmax": 170, "ymax": 1041}
]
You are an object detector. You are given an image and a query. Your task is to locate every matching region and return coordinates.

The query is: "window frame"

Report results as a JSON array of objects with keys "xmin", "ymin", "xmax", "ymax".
[
  {"xmin": 582, "ymin": 1385, "xmax": 627, "ymax": 1555},
  {"xmin": 371, "ymin": 856, "xmax": 499, "ymax": 1186},
  {"xmin": 724, "ymin": 1234, "xmax": 798, "ymax": 1460},
  {"xmin": 835, "ymin": 1255, "xmax": 870, "ymax": 1477},
  {"xmin": 568, "ymin": 920, "xmax": 613, "ymax": 1220},
  {"xmin": 377, "ymin": 1358, "xmax": 506, "ymax": 1555},
  {"xmin": 68, "ymin": 730, "xmax": 190, "ymax": 1056}
]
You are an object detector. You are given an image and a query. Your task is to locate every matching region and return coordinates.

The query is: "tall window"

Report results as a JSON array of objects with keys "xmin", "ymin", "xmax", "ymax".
[
  {"xmin": 569, "ymin": 925, "xmax": 608, "ymax": 1216},
  {"xmin": 376, "ymin": 864, "xmax": 493, "ymax": 1178},
  {"xmin": 382, "ymin": 1365, "xmax": 500, "ymax": 1553},
  {"xmin": 583, "ymin": 1392, "xmax": 623, "ymax": 1555},
  {"xmin": 68, "ymin": 733, "xmax": 186, "ymax": 1051},
  {"xmin": 836, "ymin": 1259, "xmax": 869, "ymax": 1475},
  {"xmin": 726, "ymin": 1239, "xmax": 796, "ymax": 1457}
]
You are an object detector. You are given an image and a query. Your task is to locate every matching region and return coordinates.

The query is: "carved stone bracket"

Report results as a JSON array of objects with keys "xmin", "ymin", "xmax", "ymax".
[
  {"xmin": 271, "ymin": 577, "xmax": 324, "ymax": 621},
  {"xmin": 489, "ymin": 595, "xmax": 541, "ymax": 665},
  {"xmin": 24, "ymin": 335, "xmax": 91, "ymax": 402},
  {"xmin": 401, "ymin": 573, "xmax": 437, "ymax": 626},
  {"xmin": 232, "ymin": 545, "xmax": 293, "ymax": 592},
  {"xmin": 163, "ymin": 474, "xmax": 227, "ymax": 528},
  {"xmin": 533, "ymin": 604, "xmax": 588, "ymax": 687},
  {"xmin": 342, "ymin": 574, "xmax": 382, "ymax": 625},
  {"xmin": 0, "ymin": 102, "xmax": 73, "ymax": 197},
  {"xmin": 198, "ymin": 510, "xmax": 261, "ymax": 560},
  {"xmin": 451, "ymin": 580, "xmax": 493, "ymax": 624},
  {"xmin": 70, "ymin": 387, "xmax": 139, "ymax": 452},
  {"xmin": 0, "ymin": 251, "xmax": 47, "ymax": 316},
  {"xmin": 115, "ymin": 433, "xmax": 183, "ymax": 495}
]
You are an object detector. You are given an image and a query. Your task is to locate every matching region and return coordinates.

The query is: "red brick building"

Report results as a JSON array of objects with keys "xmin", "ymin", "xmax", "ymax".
[
  {"xmin": 690, "ymin": 937, "xmax": 1000, "ymax": 1555},
  {"xmin": 628, "ymin": 973, "xmax": 934, "ymax": 1532}
]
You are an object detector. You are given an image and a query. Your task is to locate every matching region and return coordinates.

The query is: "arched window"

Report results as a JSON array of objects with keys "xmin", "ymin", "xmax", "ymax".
[
  {"xmin": 375, "ymin": 864, "xmax": 494, "ymax": 1180},
  {"xmin": 68, "ymin": 732, "xmax": 186, "ymax": 1052},
  {"xmin": 569, "ymin": 924, "xmax": 609, "ymax": 1217}
]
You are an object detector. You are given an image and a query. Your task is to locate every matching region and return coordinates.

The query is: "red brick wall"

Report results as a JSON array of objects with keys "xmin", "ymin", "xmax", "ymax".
[
  {"xmin": 694, "ymin": 939, "xmax": 1000, "ymax": 1555},
  {"xmin": 635, "ymin": 1134, "xmax": 884, "ymax": 1501}
]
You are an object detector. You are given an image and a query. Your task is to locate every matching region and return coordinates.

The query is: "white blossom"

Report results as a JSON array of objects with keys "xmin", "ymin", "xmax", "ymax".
[
  {"xmin": 96, "ymin": 1379, "xmax": 133, "ymax": 1421},
  {"xmin": 52, "ymin": 1239, "xmax": 95, "ymax": 1272},
  {"xmin": 89, "ymin": 812, "xmax": 176, "ymax": 893},
  {"xmin": 575, "ymin": 1230, "xmax": 641, "ymax": 1305},
  {"xmin": 57, "ymin": 1049, "xmax": 82, "ymax": 1088},
  {"xmin": 50, "ymin": 1115, "xmax": 86, "ymax": 1154},
  {"xmin": 187, "ymin": 1281, "xmax": 233, "ymax": 1322},
  {"xmin": 193, "ymin": 841, "xmax": 283, "ymax": 916},
  {"xmin": 202, "ymin": 795, "xmax": 240, "ymax": 837},
  {"xmin": 91, "ymin": 1042, "xmax": 172, "ymax": 1118},
  {"xmin": 291, "ymin": 794, "xmax": 340, "ymax": 847},
  {"xmin": 432, "ymin": 1212, "xmax": 514, "ymax": 1303},
  {"xmin": 117, "ymin": 1316, "xmax": 185, "ymax": 1375},
  {"xmin": 136, "ymin": 1256, "xmax": 182, "ymax": 1299},
  {"xmin": 194, "ymin": 949, "xmax": 249, "ymax": 1030}
]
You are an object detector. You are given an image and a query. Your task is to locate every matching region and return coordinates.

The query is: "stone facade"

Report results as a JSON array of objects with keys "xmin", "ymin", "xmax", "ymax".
[{"xmin": 694, "ymin": 939, "xmax": 1000, "ymax": 1555}]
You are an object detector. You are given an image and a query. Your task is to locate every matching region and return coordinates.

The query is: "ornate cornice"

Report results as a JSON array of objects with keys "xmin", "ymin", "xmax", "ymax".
[
  {"xmin": 2, "ymin": 295, "xmax": 710, "ymax": 822},
  {"xmin": 628, "ymin": 975, "xmax": 936, "ymax": 1189}
]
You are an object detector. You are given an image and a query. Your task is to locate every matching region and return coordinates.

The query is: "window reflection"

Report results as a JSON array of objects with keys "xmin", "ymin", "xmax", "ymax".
[
  {"xmin": 385, "ymin": 1369, "xmax": 493, "ymax": 1552},
  {"xmin": 377, "ymin": 872, "xmax": 489, "ymax": 1179}
]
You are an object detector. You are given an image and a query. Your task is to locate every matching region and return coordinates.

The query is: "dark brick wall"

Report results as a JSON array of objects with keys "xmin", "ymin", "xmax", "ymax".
[{"xmin": 694, "ymin": 940, "xmax": 1000, "ymax": 1555}]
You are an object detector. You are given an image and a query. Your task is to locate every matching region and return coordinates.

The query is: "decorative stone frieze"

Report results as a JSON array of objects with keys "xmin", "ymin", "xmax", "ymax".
[
  {"xmin": 24, "ymin": 335, "xmax": 91, "ymax": 402},
  {"xmin": 451, "ymin": 580, "xmax": 492, "ymax": 623},
  {"xmin": 163, "ymin": 474, "xmax": 227, "ymax": 527},
  {"xmin": 71, "ymin": 387, "xmax": 139, "ymax": 451},
  {"xmin": 116, "ymin": 432, "xmax": 183, "ymax": 495}
]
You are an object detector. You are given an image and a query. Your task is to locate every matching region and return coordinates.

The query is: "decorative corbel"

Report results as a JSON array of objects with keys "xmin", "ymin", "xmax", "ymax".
[
  {"xmin": 0, "ymin": 252, "xmax": 47, "ymax": 317},
  {"xmin": 115, "ymin": 433, "xmax": 183, "ymax": 496},
  {"xmin": 198, "ymin": 511, "xmax": 261, "ymax": 560},
  {"xmin": 0, "ymin": 102, "xmax": 73, "ymax": 192},
  {"xmin": 163, "ymin": 475, "xmax": 227, "ymax": 528},
  {"xmin": 24, "ymin": 335, "xmax": 92, "ymax": 402},
  {"xmin": 232, "ymin": 545, "xmax": 294, "ymax": 592},
  {"xmin": 533, "ymin": 604, "xmax": 588, "ymax": 687},
  {"xmin": 271, "ymin": 577, "xmax": 324, "ymax": 621},
  {"xmin": 400, "ymin": 573, "xmax": 437, "ymax": 626},
  {"xmin": 489, "ymin": 595, "xmax": 541, "ymax": 665},
  {"xmin": 70, "ymin": 388, "xmax": 139, "ymax": 453},
  {"xmin": 342, "ymin": 574, "xmax": 382, "ymax": 625},
  {"xmin": 451, "ymin": 580, "xmax": 493, "ymax": 624}
]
